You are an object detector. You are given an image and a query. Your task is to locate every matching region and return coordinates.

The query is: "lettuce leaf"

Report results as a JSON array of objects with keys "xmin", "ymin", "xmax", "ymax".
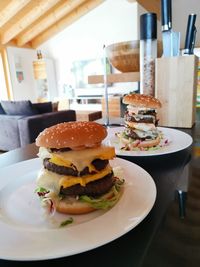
[{"xmin": 60, "ymin": 217, "xmax": 73, "ymax": 227}]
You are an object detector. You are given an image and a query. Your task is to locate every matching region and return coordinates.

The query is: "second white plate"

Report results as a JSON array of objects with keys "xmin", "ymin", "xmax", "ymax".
[{"xmin": 104, "ymin": 127, "xmax": 193, "ymax": 156}]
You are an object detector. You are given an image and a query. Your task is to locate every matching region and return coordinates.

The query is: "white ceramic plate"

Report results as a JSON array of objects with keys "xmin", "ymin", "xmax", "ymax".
[
  {"xmin": 0, "ymin": 157, "xmax": 156, "ymax": 261},
  {"xmin": 104, "ymin": 127, "xmax": 193, "ymax": 157}
]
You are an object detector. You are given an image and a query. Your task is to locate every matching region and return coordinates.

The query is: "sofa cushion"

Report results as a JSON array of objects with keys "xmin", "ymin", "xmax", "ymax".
[
  {"xmin": 32, "ymin": 102, "xmax": 53, "ymax": 114},
  {"xmin": 1, "ymin": 100, "xmax": 38, "ymax": 116},
  {"xmin": 0, "ymin": 114, "xmax": 24, "ymax": 151},
  {"xmin": 0, "ymin": 103, "xmax": 6, "ymax": 114}
]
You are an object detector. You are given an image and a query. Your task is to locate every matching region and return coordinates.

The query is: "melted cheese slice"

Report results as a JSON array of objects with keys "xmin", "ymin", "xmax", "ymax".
[
  {"xmin": 49, "ymin": 156, "xmax": 97, "ymax": 173},
  {"xmin": 37, "ymin": 165, "xmax": 112, "ymax": 193},
  {"xmin": 125, "ymin": 121, "xmax": 156, "ymax": 131},
  {"xmin": 38, "ymin": 146, "xmax": 115, "ymax": 172},
  {"xmin": 59, "ymin": 165, "xmax": 112, "ymax": 188}
]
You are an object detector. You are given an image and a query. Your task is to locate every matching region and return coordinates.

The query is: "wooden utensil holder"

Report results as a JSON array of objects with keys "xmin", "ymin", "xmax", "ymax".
[{"xmin": 155, "ymin": 55, "xmax": 198, "ymax": 128}]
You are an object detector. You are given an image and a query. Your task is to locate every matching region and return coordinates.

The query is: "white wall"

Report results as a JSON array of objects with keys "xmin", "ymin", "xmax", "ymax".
[
  {"xmin": 6, "ymin": 47, "xmax": 37, "ymax": 102},
  {"xmin": 6, "ymin": 47, "xmax": 58, "ymax": 102},
  {"xmin": 41, "ymin": 0, "xmax": 138, "ymax": 58},
  {"xmin": 172, "ymin": 0, "xmax": 200, "ymax": 49},
  {"xmin": 39, "ymin": 0, "xmax": 139, "ymax": 95}
]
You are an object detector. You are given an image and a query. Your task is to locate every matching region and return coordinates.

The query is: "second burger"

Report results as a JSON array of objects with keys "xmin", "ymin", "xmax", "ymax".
[{"xmin": 118, "ymin": 93, "xmax": 162, "ymax": 150}]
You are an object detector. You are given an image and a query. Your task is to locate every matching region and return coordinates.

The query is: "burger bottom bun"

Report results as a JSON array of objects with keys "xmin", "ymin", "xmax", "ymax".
[
  {"xmin": 56, "ymin": 190, "xmax": 115, "ymax": 215},
  {"xmin": 56, "ymin": 200, "xmax": 96, "ymax": 214},
  {"xmin": 121, "ymin": 135, "xmax": 160, "ymax": 148}
]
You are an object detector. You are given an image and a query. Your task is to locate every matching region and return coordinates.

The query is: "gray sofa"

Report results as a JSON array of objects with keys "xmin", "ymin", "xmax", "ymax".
[{"xmin": 0, "ymin": 100, "xmax": 76, "ymax": 151}]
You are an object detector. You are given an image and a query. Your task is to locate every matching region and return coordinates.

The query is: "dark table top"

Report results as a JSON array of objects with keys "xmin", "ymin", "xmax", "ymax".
[{"xmin": 0, "ymin": 122, "xmax": 200, "ymax": 267}]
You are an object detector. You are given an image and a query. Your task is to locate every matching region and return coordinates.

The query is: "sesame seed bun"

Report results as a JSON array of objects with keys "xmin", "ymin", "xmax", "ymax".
[
  {"xmin": 123, "ymin": 94, "xmax": 161, "ymax": 109},
  {"xmin": 35, "ymin": 121, "xmax": 107, "ymax": 149}
]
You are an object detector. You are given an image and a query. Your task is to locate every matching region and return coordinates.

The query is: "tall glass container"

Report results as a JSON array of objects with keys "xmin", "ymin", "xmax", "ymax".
[{"xmin": 140, "ymin": 13, "xmax": 157, "ymax": 96}]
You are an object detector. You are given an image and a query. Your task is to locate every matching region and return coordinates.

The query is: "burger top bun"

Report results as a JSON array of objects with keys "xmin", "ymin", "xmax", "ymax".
[
  {"xmin": 36, "ymin": 121, "xmax": 107, "ymax": 149},
  {"xmin": 123, "ymin": 93, "xmax": 161, "ymax": 109}
]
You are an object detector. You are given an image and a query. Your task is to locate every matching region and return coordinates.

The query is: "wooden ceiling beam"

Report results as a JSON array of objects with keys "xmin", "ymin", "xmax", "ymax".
[
  {"xmin": 0, "ymin": 47, "xmax": 13, "ymax": 100},
  {"xmin": 31, "ymin": 0, "xmax": 105, "ymax": 48},
  {"xmin": 1, "ymin": 0, "xmax": 60, "ymax": 45},
  {"xmin": 0, "ymin": 0, "xmax": 31, "ymax": 28},
  {"xmin": 17, "ymin": 0, "xmax": 86, "ymax": 47},
  {"xmin": 136, "ymin": 0, "xmax": 161, "ymax": 19}
]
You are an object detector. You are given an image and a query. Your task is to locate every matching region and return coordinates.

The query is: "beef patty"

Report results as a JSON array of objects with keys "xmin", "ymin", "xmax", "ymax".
[
  {"xmin": 50, "ymin": 147, "xmax": 72, "ymax": 153},
  {"xmin": 124, "ymin": 127, "xmax": 158, "ymax": 140},
  {"xmin": 43, "ymin": 158, "xmax": 109, "ymax": 176},
  {"xmin": 60, "ymin": 172, "xmax": 114, "ymax": 197},
  {"xmin": 124, "ymin": 113, "xmax": 155, "ymax": 124}
]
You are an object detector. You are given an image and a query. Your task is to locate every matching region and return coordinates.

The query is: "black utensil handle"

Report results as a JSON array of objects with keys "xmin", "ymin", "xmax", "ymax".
[
  {"xmin": 184, "ymin": 14, "xmax": 197, "ymax": 53},
  {"xmin": 161, "ymin": 0, "xmax": 172, "ymax": 31}
]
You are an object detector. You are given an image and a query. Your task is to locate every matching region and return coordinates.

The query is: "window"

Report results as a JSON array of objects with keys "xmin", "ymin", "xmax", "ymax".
[{"xmin": 71, "ymin": 58, "xmax": 111, "ymax": 89}]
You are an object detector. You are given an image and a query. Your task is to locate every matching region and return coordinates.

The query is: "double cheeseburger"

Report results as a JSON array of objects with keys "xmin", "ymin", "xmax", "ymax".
[
  {"xmin": 35, "ymin": 121, "xmax": 124, "ymax": 215},
  {"xmin": 119, "ymin": 93, "xmax": 162, "ymax": 150}
]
